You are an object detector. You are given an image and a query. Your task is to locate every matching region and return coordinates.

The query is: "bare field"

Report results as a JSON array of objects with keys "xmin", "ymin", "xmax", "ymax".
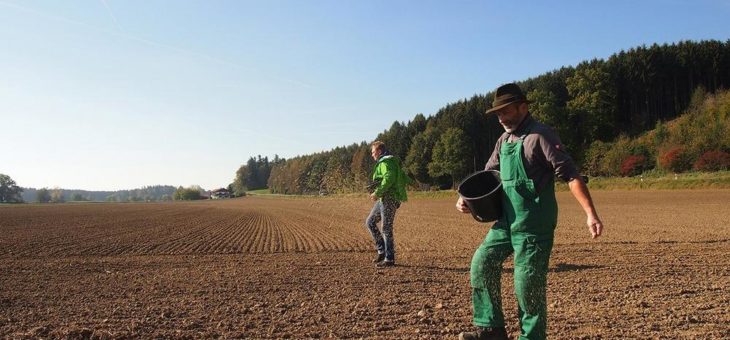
[{"xmin": 1, "ymin": 190, "xmax": 729, "ymax": 339}]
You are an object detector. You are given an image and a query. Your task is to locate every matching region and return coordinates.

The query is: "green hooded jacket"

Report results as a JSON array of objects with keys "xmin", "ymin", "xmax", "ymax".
[{"xmin": 372, "ymin": 155, "xmax": 410, "ymax": 202}]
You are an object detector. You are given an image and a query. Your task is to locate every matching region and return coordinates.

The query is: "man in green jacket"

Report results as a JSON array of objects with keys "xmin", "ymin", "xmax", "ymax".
[
  {"xmin": 456, "ymin": 83, "xmax": 604, "ymax": 340},
  {"xmin": 366, "ymin": 141, "xmax": 409, "ymax": 268}
]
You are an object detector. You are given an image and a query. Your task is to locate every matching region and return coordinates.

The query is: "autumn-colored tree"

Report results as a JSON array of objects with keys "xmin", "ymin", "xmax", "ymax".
[{"xmin": 693, "ymin": 150, "xmax": 730, "ymax": 171}]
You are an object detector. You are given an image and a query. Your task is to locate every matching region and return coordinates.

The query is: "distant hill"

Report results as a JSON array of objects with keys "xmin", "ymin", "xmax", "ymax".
[{"xmin": 20, "ymin": 185, "xmax": 177, "ymax": 203}]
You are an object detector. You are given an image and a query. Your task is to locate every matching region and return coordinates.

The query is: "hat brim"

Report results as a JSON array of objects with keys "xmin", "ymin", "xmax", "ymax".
[{"xmin": 485, "ymin": 99, "xmax": 532, "ymax": 114}]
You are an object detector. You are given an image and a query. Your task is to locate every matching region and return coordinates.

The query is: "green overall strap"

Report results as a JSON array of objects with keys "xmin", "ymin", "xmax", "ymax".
[
  {"xmin": 498, "ymin": 125, "xmax": 558, "ymax": 237},
  {"xmin": 497, "ymin": 122, "xmax": 558, "ymax": 339}
]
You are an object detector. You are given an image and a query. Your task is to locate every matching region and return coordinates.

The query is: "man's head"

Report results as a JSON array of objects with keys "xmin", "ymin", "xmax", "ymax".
[
  {"xmin": 486, "ymin": 83, "xmax": 531, "ymax": 133},
  {"xmin": 370, "ymin": 141, "xmax": 385, "ymax": 161}
]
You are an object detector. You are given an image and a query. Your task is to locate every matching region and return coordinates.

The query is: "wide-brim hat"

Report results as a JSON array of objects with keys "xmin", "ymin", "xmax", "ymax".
[{"xmin": 485, "ymin": 83, "xmax": 532, "ymax": 113}]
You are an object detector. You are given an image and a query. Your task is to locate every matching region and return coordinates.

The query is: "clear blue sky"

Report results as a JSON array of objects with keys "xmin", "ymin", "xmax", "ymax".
[{"xmin": 1, "ymin": 0, "xmax": 728, "ymax": 191}]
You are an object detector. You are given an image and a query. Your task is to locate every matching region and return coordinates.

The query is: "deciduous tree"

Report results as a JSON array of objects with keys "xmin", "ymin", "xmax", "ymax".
[
  {"xmin": 36, "ymin": 188, "xmax": 51, "ymax": 203},
  {"xmin": 428, "ymin": 128, "xmax": 472, "ymax": 188},
  {"xmin": 0, "ymin": 174, "xmax": 23, "ymax": 203}
]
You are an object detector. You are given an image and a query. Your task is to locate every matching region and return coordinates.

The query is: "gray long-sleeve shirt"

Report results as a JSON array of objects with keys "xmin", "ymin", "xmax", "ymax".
[{"xmin": 485, "ymin": 114, "xmax": 580, "ymax": 193}]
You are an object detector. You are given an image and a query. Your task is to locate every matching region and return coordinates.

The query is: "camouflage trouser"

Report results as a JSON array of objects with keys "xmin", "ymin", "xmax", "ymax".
[{"xmin": 365, "ymin": 195, "xmax": 401, "ymax": 261}]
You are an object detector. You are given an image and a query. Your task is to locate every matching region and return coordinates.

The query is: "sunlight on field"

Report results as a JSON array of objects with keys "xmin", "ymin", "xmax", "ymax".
[{"xmin": 1, "ymin": 190, "xmax": 728, "ymax": 338}]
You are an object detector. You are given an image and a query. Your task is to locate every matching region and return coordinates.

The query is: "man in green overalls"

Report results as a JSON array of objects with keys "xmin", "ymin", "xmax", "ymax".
[{"xmin": 457, "ymin": 83, "xmax": 604, "ymax": 340}]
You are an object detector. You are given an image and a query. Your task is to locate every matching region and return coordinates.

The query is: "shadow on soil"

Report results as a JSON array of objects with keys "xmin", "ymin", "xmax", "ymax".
[
  {"xmin": 395, "ymin": 263, "xmax": 603, "ymax": 273},
  {"xmin": 550, "ymin": 263, "xmax": 604, "ymax": 272},
  {"xmin": 394, "ymin": 264, "xmax": 469, "ymax": 273}
]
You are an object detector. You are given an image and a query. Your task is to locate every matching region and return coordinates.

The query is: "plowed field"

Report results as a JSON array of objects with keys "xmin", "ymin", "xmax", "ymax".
[{"xmin": 1, "ymin": 190, "xmax": 729, "ymax": 339}]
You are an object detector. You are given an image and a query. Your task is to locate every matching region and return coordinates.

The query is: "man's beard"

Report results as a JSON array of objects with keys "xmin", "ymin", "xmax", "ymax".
[
  {"xmin": 500, "ymin": 112, "xmax": 527, "ymax": 133},
  {"xmin": 500, "ymin": 121, "xmax": 517, "ymax": 133}
]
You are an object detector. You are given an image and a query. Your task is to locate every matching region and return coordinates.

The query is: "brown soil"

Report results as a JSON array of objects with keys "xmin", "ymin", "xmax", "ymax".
[{"xmin": 1, "ymin": 190, "xmax": 728, "ymax": 339}]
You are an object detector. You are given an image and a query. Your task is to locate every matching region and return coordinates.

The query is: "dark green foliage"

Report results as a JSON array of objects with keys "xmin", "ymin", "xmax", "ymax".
[
  {"xmin": 430, "ymin": 94, "xmax": 497, "ymax": 174},
  {"xmin": 567, "ymin": 59, "xmax": 617, "ymax": 150},
  {"xmin": 376, "ymin": 121, "xmax": 409, "ymax": 162},
  {"xmin": 232, "ymin": 155, "xmax": 284, "ymax": 195},
  {"xmin": 36, "ymin": 188, "xmax": 51, "ymax": 203},
  {"xmin": 527, "ymin": 88, "xmax": 577, "ymax": 154},
  {"xmin": 428, "ymin": 128, "xmax": 473, "ymax": 188},
  {"xmin": 245, "ymin": 40, "xmax": 730, "ymax": 193},
  {"xmin": 405, "ymin": 127, "xmax": 440, "ymax": 184},
  {"xmin": 0, "ymin": 174, "xmax": 24, "ymax": 203}
]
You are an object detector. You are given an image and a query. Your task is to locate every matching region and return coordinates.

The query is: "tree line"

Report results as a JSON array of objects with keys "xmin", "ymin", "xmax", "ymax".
[
  {"xmin": 4, "ymin": 182, "xmax": 232, "ymax": 204},
  {"xmin": 18, "ymin": 185, "xmax": 178, "ymax": 203},
  {"xmin": 227, "ymin": 40, "xmax": 729, "ymax": 193}
]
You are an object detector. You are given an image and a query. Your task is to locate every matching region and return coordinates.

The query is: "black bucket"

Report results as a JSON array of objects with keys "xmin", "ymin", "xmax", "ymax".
[{"xmin": 457, "ymin": 170, "xmax": 503, "ymax": 223}]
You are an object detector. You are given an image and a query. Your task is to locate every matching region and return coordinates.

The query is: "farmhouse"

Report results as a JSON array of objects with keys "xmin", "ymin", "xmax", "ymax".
[{"xmin": 210, "ymin": 188, "xmax": 231, "ymax": 199}]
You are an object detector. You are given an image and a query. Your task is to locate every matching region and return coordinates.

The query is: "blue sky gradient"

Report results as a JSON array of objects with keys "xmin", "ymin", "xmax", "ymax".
[{"xmin": 2, "ymin": 0, "xmax": 728, "ymax": 190}]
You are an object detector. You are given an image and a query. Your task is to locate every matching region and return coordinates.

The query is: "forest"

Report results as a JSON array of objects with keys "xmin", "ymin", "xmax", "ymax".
[{"xmin": 232, "ymin": 40, "xmax": 730, "ymax": 194}]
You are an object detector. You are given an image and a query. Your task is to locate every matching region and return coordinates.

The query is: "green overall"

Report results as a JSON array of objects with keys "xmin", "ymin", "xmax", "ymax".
[{"xmin": 470, "ymin": 127, "xmax": 558, "ymax": 340}]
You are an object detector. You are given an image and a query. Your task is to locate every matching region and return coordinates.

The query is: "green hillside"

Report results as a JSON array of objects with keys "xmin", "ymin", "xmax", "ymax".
[{"xmin": 231, "ymin": 40, "xmax": 730, "ymax": 194}]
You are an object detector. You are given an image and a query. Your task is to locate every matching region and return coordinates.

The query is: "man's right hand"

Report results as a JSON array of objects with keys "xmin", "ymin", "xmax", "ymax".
[
  {"xmin": 456, "ymin": 196, "xmax": 470, "ymax": 213},
  {"xmin": 587, "ymin": 215, "xmax": 604, "ymax": 239}
]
